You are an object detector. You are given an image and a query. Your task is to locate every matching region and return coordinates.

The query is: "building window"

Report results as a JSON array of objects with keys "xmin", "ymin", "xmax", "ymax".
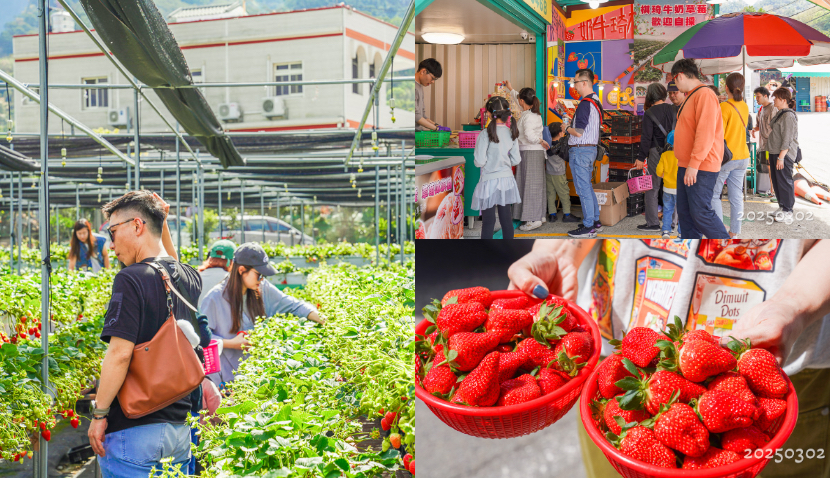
[
  {"xmin": 82, "ymin": 77, "xmax": 108, "ymax": 109},
  {"xmin": 274, "ymin": 63, "xmax": 303, "ymax": 96},
  {"xmin": 353, "ymin": 56, "xmax": 360, "ymax": 95},
  {"xmin": 191, "ymin": 68, "xmax": 204, "ymax": 92},
  {"xmin": 369, "ymin": 63, "xmax": 376, "ymax": 79}
]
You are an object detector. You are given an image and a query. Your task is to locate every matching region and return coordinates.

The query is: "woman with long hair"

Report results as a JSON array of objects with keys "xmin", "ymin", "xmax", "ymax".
[
  {"xmin": 712, "ymin": 72, "xmax": 751, "ymax": 238},
  {"xmin": 68, "ymin": 219, "xmax": 110, "ymax": 271},
  {"xmin": 767, "ymin": 87, "xmax": 799, "ymax": 224},
  {"xmin": 200, "ymin": 242, "xmax": 323, "ymax": 384},
  {"xmin": 636, "ymin": 82, "xmax": 676, "ymax": 232}
]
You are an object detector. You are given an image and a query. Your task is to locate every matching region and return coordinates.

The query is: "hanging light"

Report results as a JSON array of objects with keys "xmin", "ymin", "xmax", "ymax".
[
  {"xmin": 389, "ymin": 97, "xmax": 396, "ymax": 123},
  {"xmin": 61, "ymin": 147, "xmax": 67, "ymax": 167},
  {"xmin": 421, "ymin": 32, "xmax": 465, "ymax": 44},
  {"xmin": 358, "ymin": 160, "xmax": 364, "ymax": 173},
  {"xmin": 371, "ymin": 131, "xmax": 379, "ymax": 151},
  {"xmin": 97, "ymin": 166, "xmax": 103, "ymax": 184},
  {"xmin": 357, "ymin": 188, "xmax": 362, "ymax": 198},
  {"xmin": 589, "ymin": 1, "xmax": 600, "ymax": 8},
  {"xmin": 6, "ymin": 119, "xmax": 12, "ymax": 144},
  {"xmin": 98, "ymin": 193, "xmax": 102, "ymax": 203},
  {"xmin": 553, "ymin": 81, "xmax": 559, "ymax": 88},
  {"xmin": 285, "ymin": 183, "xmax": 289, "ymax": 193}
]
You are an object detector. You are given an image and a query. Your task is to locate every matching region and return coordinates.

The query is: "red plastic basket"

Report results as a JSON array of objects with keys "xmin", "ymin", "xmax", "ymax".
[
  {"xmin": 415, "ymin": 290, "xmax": 601, "ymax": 439},
  {"xmin": 627, "ymin": 167, "xmax": 653, "ymax": 194},
  {"xmin": 579, "ymin": 355, "xmax": 799, "ymax": 478},
  {"xmin": 458, "ymin": 131, "xmax": 479, "ymax": 149},
  {"xmin": 203, "ymin": 339, "xmax": 221, "ymax": 375}
]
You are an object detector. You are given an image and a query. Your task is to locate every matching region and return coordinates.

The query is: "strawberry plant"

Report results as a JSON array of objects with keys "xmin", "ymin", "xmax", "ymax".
[{"xmin": 195, "ymin": 262, "xmax": 414, "ymax": 476}]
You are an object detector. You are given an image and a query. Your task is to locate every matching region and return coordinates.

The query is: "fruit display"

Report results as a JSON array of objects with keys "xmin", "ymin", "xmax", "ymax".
[
  {"xmin": 0, "ymin": 270, "xmax": 114, "ymax": 463},
  {"xmin": 194, "ymin": 262, "xmax": 415, "ymax": 477},
  {"xmin": 415, "ymin": 289, "xmax": 600, "ymax": 439},
  {"xmin": 581, "ymin": 316, "xmax": 798, "ymax": 476}
]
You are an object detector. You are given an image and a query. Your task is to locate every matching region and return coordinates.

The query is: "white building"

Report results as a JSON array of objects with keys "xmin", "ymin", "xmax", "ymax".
[{"xmin": 12, "ymin": 4, "xmax": 415, "ymax": 134}]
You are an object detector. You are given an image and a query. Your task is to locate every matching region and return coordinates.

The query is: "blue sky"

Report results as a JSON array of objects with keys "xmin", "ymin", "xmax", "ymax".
[{"xmin": 1, "ymin": 0, "xmax": 31, "ymax": 32}]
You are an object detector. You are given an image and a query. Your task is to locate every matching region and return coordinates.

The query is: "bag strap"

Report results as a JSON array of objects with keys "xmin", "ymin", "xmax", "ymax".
[
  {"xmin": 676, "ymin": 85, "xmax": 706, "ymax": 119},
  {"xmin": 725, "ymin": 101, "xmax": 747, "ymax": 128},
  {"xmin": 645, "ymin": 108, "xmax": 669, "ymax": 138},
  {"xmin": 582, "ymin": 96, "xmax": 603, "ymax": 117},
  {"xmin": 144, "ymin": 260, "xmax": 199, "ymax": 328},
  {"xmin": 772, "ymin": 109, "xmax": 797, "ymax": 125}
]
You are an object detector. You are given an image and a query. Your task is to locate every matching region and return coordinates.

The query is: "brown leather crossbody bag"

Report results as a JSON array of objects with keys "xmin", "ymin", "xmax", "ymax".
[{"xmin": 117, "ymin": 261, "xmax": 205, "ymax": 419}]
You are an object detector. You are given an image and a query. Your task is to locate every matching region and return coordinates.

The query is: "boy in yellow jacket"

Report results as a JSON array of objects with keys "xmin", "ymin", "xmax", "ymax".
[{"xmin": 656, "ymin": 131, "xmax": 679, "ymax": 238}]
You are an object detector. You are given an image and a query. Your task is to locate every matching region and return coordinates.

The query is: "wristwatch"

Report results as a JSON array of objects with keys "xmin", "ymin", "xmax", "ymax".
[{"xmin": 91, "ymin": 400, "xmax": 110, "ymax": 419}]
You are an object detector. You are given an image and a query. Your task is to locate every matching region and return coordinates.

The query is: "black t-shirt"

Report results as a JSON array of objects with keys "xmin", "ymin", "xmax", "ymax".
[{"xmin": 101, "ymin": 256, "xmax": 202, "ymax": 434}]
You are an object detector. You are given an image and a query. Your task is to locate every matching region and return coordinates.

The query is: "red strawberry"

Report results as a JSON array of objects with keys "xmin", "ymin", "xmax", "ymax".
[
  {"xmin": 409, "ymin": 460, "xmax": 415, "ymax": 474},
  {"xmin": 527, "ymin": 298, "xmax": 577, "ymax": 343},
  {"xmin": 651, "ymin": 401, "xmax": 710, "ymax": 457},
  {"xmin": 436, "ymin": 303, "xmax": 488, "ymax": 338},
  {"xmin": 729, "ymin": 339, "xmax": 788, "ymax": 399},
  {"xmin": 721, "ymin": 426, "xmax": 769, "ymax": 453},
  {"xmin": 423, "ymin": 363, "xmax": 458, "ymax": 395},
  {"xmin": 447, "ymin": 332, "xmax": 500, "ymax": 371},
  {"xmin": 695, "ymin": 390, "xmax": 758, "ymax": 433},
  {"xmin": 616, "ymin": 370, "xmax": 706, "ymax": 415},
  {"xmin": 442, "ymin": 287, "xmax": 493, "ymax": 308},
  {"xmin": 498, "ymin": 374, "xmax": 542, "ymax": 406},
  {"xmin": 485, "ymin": 309, "xmax": 533, "ymax": 343},
  {"xmin": 605, "ymin": 397, "xmax": 651, "ymax": 435},
  {"xmin": 611, "ymin": 327, "xmax": 662, "ymax": 368},
  {"xmin": 427, "ymin": 331, "xmax": 441, "ymax": 350},
  {"xmin": 385, "ymin": 412, "xmax": 397, "ymax": 424},
  {"xmin": 517, "ymin": 337, "xmax": 558, "ymax": 369},
  {"xmin": 537, "ymin": 367, "xmax": 571, "ymax": 395},
  {"xmin": 682, "ymin": 447, "xmax": 741, "ymax": 469},
  {"xmin": 389, "ymin": 433, "xmax": 401, "ymax": 448},
  {"xmin": 380, "ymin": 418, "xmax": 390, "ymax": 431},
  {"xmin": 496, "ymin": 344, "xmax": 514, "ymax": 353},
  {"xmin": 754, "ymin": 397, "xmax": 787, "ymax": 432},
  {"xmin": 658, "ymin": 338, "xmax": 737, "ymax": 383},
  {"xmin": 490, "ymin": 296, "xmax": 529, "ymax": 310},
  {"xmin": 684, "ymin": 328, "xmax": 718, "ymax": 345},
  {"xmin": 498, "ymin": 349, "xmax": 529, "ymax": 383},
  {"xmin": 403, "ymin": 454, "xmax": 413, "ymax": 470},
  {"xmin": 607, "ymin": 425, "xmax": 676, "ymax": 469},
  {"xmin": 597, "ymin": 354, "xmax": 636, "ymax": 399},
  {"xmin": 554, "ymin": 331, "xmax": 593, "ymax": 366},
  {"xmin": 708, "ymin": 372, "xmax": 758, "ymax": 406},
  {"xmin": 70, "ymin": 418, "xmax": 79, "ymax": 429},
  {"xmin": 454, "ymin": 352, "xmax": 501, "ymax": 406},
  {"xmin": 41, "ymin": 430, "xmax": 50, "ymax": 441}
]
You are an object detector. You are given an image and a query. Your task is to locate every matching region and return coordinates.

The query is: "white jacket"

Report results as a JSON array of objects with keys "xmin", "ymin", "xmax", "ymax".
[{"xmin": 510, "ymin": 89, "xmax": 544, "ymax": 151}]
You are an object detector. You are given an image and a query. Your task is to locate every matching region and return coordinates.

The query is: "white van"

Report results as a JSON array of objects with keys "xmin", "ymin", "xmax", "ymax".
[{"xmin": 208, "ymin": 215, "xmax": 313, "ymax": 246}]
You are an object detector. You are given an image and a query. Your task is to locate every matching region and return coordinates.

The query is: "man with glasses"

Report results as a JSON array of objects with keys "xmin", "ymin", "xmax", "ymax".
[
  {"xmin": 415, "ymin": 58, "xmax": 449, "ymax": 132},
  {"xmin": 667, "ymin": 78, "xmax": 686, "ymax": 114},
  {"xmin": 566, "ymin": 68, "xmax": 604, "ymax": 238},
  {"xmin": 90, "ymin": 190, "xmax": 202, "ymax": 477}
]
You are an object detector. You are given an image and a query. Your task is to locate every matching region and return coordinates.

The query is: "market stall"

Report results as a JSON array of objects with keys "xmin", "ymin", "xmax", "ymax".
[{"xmin": 415, "ymin": 0, "xmax": 551, "ymax": 223}]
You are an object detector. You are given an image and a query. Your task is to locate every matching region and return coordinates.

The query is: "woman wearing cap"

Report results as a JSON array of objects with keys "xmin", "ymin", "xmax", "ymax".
[
  {"xmin": 200, "ymin": 242, "xmax": 323, "ymax": 384},
  {"xmin": 197, "ymin": 240, "xmax": 237, "ymax": 307}
]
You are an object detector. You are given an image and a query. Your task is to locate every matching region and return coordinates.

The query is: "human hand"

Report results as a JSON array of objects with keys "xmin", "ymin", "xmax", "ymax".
[
  {"xmin": 88, "ymin": 418, "xmax": 107, "ymax": 457},
  {"xmin": 152, "ymin": 192, "xmax": 170, "ymax": 221},
  {"xmin": 777, "ymin": 158, "xmax": 784, "ymax": 170},
  {"xmin": 436, "ymin": 125, "xmax": 452, "ymax": 133},
  {"xmin": 224, "ymin": 333, "xmax": 250, "ymax": 350},
  {"xmin": 507, "ymin": 247, "xmax": 580, "ymax": 302},
  {"xmin": 541, "ymin": 140, "xmax": 550, "ymax": 150},
  {"xmin": 504, "ymin": 80, "xmax": 513, "ymax": 92},
  {"xmin": 723, "ymin": 297, "xmax": 806, "ymax": 365},
  {"xmin": 634, "ymin": 160, "xmax": 645, "ymax": 169},
  {"xmin": 684, "ymin": 167, "xmax": 698, "ymax": 186}
]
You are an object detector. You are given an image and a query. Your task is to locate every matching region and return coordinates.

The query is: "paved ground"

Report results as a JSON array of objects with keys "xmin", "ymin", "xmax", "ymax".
[{"xmin": 465, "ymin": 111, "xmax": 830, "ymax": 239}]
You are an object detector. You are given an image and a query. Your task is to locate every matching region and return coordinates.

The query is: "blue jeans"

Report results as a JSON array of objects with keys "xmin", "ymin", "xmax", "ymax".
[
  {"xmin": 99, "ymin": 423, "xmax": 191, "ymax": 478},
  {"xmin": 676, "ymin": 167, "xmax": 730, "ymax": 239},
  {"xmin": 662, "ymin": 192, "xmax": 678, "ymax": 234},
  {"xmin": 570, "ymin": 146, "xmax": 599, "ymax": 228},
  {"xmin": 712, "ymin": 158, "xmax": 749, "ymax": 234}
]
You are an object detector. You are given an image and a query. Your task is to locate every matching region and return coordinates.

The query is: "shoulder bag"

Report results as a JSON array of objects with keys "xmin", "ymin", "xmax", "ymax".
[
  {"xmin": 677, "ymin": 86, "xmax": 732, "ymax": 166},
  {"xmin": 116, "ymin": 261, "xmax": 205, "ymax": 419}
]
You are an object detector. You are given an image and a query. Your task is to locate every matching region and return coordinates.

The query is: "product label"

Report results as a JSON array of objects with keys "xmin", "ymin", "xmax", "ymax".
[
  {"xmin": 591, "ymin": 239, "xmax": 620, "ymax": 340},
  {"xmin": 629, "ymin": 256, "xmax": 684, "ymax": 331},
  {"xmin": 687, "ymin": 273, "xmax": 766, "ymax": 338},
  {"xmin": 696, "ymin": 239, "xmax": 782, "ymax": 272},
  {"xmin": 641, "ymin": 239, "xmax": 693, "ymax": 259}
]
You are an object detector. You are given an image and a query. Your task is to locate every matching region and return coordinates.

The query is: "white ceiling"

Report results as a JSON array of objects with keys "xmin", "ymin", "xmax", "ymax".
[{"xmin": 416, "ymin": 0, "xmax": 534, "ymax": 44}]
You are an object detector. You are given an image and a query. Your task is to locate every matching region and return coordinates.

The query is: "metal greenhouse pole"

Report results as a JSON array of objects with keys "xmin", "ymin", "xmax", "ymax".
[
  {"xmin": 134, "ymin": 86, "xmax": 140, "ymax": 189},
  {"xmin": 176, "ymin": 123, "xmax": 182, "ymax": 259},
  {"xmin": 289, "ymin": 201, "xmax": 294, "ymax": 246},
  {"xmin": 275, "ymin": 194, "xmax": 280, "ymax": 244},
  {"xmin": 386, "ymin": 166, "xmax": 391, "ymax": 262},
  {"xmin": 301, "ymin": 200, "xmax": 305, "ymax": 244},
  {"xmin": 17, "ymin": 173, "xmax": 22, "ymax": 275},
  {"xmin": 260, "ymin": 187, "xmax": 265, "ymax": 243},
  {"xmin": 375, "ymin": 166, "xmax": 379, "ymax": 264},
  {"xmin": 240, "ymin": 179, "xmax": 246, "ymax": 244},
  {"xmin": 191, "ymin": 171, "xmax": 196, "ymax": 249},
  {"xmin": 75, "ymin": 184, "xmax": 79, "ymax": 221},
  {"xmin": 37, "ymin": 0, "xmax": 51, "ymax": 472},
  {"xmin": 9, "ymin": 172, "xmax": 14, "ymax": 272},
  {"xmin": 198, "ymin": 159, "xmax": 204, "ymax": 262},
  {"xmin": 218, "ymin": 173, "xmax": 223, "ymax": 238}
]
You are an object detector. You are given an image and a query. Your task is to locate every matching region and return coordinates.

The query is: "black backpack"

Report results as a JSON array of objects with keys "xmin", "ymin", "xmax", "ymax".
[{"xmin": 771, "ymin": 109, "xmax": 803, "ymax": 163}]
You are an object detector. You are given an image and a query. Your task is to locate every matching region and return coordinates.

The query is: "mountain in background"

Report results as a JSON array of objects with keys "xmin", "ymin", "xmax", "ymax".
[
  {"xmin": 719, "ymin": 0, "xmax": 830, "ymax": 36},
  {"xmin": 0, "ymin": 0, "xmax": 409, "ymax": 57}
]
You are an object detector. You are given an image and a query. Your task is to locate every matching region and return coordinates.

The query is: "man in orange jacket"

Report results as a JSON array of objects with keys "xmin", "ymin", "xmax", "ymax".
[{"xmin": 671, "ymin": 59, "xmax": 730, "ymax": 239}]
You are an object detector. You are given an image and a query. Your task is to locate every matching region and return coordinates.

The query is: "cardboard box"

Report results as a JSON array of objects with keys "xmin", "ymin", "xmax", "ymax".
[{"xmin": 593, "ymin": 182, "xmax": 630, "ymax": 226}]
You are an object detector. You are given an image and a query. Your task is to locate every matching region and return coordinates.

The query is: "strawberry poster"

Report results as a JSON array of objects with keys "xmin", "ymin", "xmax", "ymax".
[
  {"xmin": 547, "ymin": 8, "xmax": 567, "ymax": 123},
  {"xmin": 565, "ymin": 4, "xmax": 635, "ymax": 42},
  {"xmin": 687, "ymin": 273, "xmax": 767, "ymax": 338},
  {"xmin": 590, "ymin": 239, "xmax": 620, "ymax": 340},
  {"xmin": 629, "ymin": 256, "xmax": 684, "ymax": 331},
  {"xmin": 564, "ymin": 41, "xmax": 601, "ymax": 100},
  {"xmin": 696, "ymin": 240, "xmax": 782, "ymax": 272}
]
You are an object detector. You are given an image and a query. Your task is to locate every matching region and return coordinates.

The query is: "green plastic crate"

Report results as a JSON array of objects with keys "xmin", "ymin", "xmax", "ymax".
[
  {"xmin": 415, "ymin": 130, "xmax": 451, "ymax": 147},
  {"xmin": 463, "ymin": 124, "xmax": 483, "ymax": 131}
]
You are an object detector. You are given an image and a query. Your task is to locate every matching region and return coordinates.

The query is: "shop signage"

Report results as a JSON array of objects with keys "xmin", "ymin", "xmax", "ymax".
[
  {"xmin": 639, "ymin": 3, "xmax": 707, "ymax": 27},
  {"xmin": 521, "ymin": 0, "xmax": 553, "ymax": 23},
  {"xmin": 566, "ymin": 5, "xmax": 634, "ymax": 42}
]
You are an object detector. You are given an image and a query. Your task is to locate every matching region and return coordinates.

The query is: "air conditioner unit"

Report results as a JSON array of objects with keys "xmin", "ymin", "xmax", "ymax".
[
  {"xmin": 261, "ymin": 96, "xmax": 288, "ymax": 119},
  {"xmin": 218, "ymin": 102, "xmax": 242, "ymax": 122},
  {"xmin": 107, "ymin": 108, "xmax": 129, "ymax": 127}
]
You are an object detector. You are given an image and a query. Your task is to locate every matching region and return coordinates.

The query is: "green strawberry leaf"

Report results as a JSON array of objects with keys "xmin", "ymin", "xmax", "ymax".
[
  {"xmin": 620, "ymin": 357, "xmax": 639, "ymax": 377},
  {"xmin": 615, "ymin": 377, "xmax": 642, "ymax": 391},
  {"xmin": 444, "ymin": 296, "xmax": 458, "ymax": 306},
  {"xmin": 616, "ymin": 390, "xmax": 644, "ymax": 411}
]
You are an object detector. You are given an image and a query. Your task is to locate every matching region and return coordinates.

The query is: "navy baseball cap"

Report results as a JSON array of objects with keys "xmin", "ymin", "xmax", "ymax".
[
  {"xmin": 667, "ymin": 80, "xmax": 679, "ymax": 92},
  {"xmin": 232, "ymin": 242, "xmax": 277, "ymax": 276}
]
